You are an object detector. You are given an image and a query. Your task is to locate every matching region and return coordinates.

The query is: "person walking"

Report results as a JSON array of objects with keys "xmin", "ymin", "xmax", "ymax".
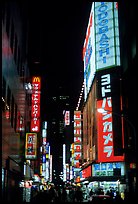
[{"xmin": 74, "ymin": 186, "xmax": 83, "ymax": 202}]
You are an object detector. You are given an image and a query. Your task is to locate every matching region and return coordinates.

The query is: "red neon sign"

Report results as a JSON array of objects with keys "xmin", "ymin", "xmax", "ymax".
[
  {"xmin": 97, "ymin": 99, "xmax": 124, "ymax": 162},
  {"xmin": 31, "ymin": 76, "xmax": 41, "ymax": 132}
]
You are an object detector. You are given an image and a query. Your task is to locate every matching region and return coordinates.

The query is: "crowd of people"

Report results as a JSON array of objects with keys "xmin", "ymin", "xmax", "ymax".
[
  {"xmin": 30, "ymin": 184, "xmax": 84, "ymax": 202},
  {"xmin": 30, "ymin": 184, "xmax": 128, "ymax": 203}
]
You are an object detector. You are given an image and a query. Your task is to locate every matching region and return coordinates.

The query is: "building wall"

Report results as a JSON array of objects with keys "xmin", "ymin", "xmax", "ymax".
[
  {"xmin": 81, "ymin": 1, "xmax": 136, "ymax": 196},
  {"xmin": 2, "ymin": 2, "xmax": 30, "ymax": 202}
]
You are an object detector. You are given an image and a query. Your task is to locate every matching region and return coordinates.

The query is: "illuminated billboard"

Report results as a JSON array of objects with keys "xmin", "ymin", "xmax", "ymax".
[
  {"xmin": 96, "ymin": 69, "xmax": 124, "ymax": 162},
  {"xmin": 80, "ymin": 165, "xmax": 92, "ymax": 181},
  {"xmin": 83, "ymin": 2, "xmax": 120, "ymax": 101},
  {"xmin": 31, "ymin": 76, "xmax": 41, "ymax": 132},
  {"xmin": 92, "ymin": 162, "xmax": 125, "ymax": 176},
  {"xmin": 25, "ymin": 133, "xmax": 37, "ymax": 159},
  {"xmin": 74, "ymin": 111, "xmax": 82, "ymax": 170},
  {"xmin": 83, "ymin": 3, "xmax": 95, "ymax": 101},
  {"xmin": 64, "ymin": 111, "xmax": 70, "ymax": 126},
  {"xmin": 95, "ymin": 2, "xmax": 120, "ymax": 70}
]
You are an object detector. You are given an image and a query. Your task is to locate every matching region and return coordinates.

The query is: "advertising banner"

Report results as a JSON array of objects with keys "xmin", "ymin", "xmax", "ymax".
[
  {"xmin": 96, "ymin": 68, "xmax": 124, "ymax": 162},
  {"xmin": 25, "ymin": 133, "xmax": 37, "ymax": 159},
  {"xmin": 31, "ymin": 76, "xmax": 41, "ymax": 132}
]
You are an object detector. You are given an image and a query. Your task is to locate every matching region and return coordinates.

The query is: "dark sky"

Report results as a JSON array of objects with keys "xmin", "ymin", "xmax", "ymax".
[{"xmin": 27, "ymin": 1, "xmax": 92, "ymax": 120}]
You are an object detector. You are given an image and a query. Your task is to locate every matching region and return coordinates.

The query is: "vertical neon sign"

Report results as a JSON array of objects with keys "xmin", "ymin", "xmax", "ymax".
[{"xmin": 31, "ymin": 76, "xmax": 41, "ymax": 132}]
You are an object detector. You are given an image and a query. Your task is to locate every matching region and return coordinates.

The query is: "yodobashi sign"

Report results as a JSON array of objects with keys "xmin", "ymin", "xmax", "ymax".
[{"xmin": 95, "ymin": 2, "xmax": 120, "ymax": 70}]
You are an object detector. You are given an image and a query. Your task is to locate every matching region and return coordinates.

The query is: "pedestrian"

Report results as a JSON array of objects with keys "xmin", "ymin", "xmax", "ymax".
[
  {"xmin": 61, "ymin": 187, "xmax": 67, "ymax": 202},
  {"xmin": 89, "ymin": 189, "xmax": 94, "ymax": 201},
  {"xmin": 74, "ymin": 186, "xmax": 83, "ymax": 202}
]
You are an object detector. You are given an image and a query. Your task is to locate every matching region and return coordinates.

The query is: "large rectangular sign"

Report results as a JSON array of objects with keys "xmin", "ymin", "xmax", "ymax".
[
  {"xmin": 95, "ymin": 2, "xmax": 120, "ymax": 70},
  {"xmin": 92, "ymin": 162, "xmax": 125, "ymax": 176},
  {"xmin": 83, "ymin": 3, "xmax": 95, "ymax": 101},
  {"xmin": 83, "ymin": 2, "xmax": 120, "ymax": 102},
  {"xmin": 74, "ymin": 111, "xmax": 82, "ymax": 170},
  {"xmin": 97, "ymin": 70, "xmax": 124, "ymax": 162},
  {"xmin": 25, "ymin": 133, "xmax": 37, "ymax": 159},
  {"xmin": 31, "ymin": 76, "xmax": 41, "ymax": 132}
]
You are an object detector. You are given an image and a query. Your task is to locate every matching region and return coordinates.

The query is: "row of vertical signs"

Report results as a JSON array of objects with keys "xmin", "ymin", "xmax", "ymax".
[{"xmin": 25, "ymin": 77, "xmax": 41, "ymax": 160}]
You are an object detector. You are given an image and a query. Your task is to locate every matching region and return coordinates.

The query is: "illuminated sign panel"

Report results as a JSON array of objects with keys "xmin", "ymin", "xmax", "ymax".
[
  {"xmin": 92, "ymin": 162, "xmax": 125, "ymax": 176},
  {"xmin": 64, "ymin": 111, "xmax": 70, "ymax": 126},
  {"xmin": 97, "ymin": 71, "xmax": 124, "ymax": 162},
  {"xmin": 95, "ymin": 2, "xmax": 120, "ymax": 70},
  {"xmin": 83, "ymin": 3, "xmax": 95, "ymax": 101},
  {"xmin": 74, "ymin": 137, "xmax": 82, "ymax": 143},
  {"xmin": 31, "ymin": 76, "xmax": 41, "ymax": 132},
  {"xmin": 80, "ymin": 165, "xmax": 92, "ymax": 180},
  {"xmin": 74, "ymin": 111, "xmax": 82, "ymax": 170},
  {"xmin": 25, "ymin": 133, "xmax": 37, "ymax": 159},
  {"xmin": 83, "ymin": 2, "xmax": 120, "ymax": 101},
  {"xmin": 63, "ymin": 144, "xmax": 66, "ymax": 181}
]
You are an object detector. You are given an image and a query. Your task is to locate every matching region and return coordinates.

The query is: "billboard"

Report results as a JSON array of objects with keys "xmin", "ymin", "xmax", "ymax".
[
  {"xmin": 83, "ymin": 3, "xmax": 95, "ymax": 101},
  {"xmin": 64, "ymin": 111, "xmax": 70, "ymax": 126},
  {"xmin": 92, "ymin": 162, "xmax": 125, "ymax": 176},
  {"xmin": 74, "ymin": 111, "xmax": 82, "ymax": 170},
  {"xmin": 96, "ymin": 69, "xmax": 124, "ymax": 162},
  {"xmin": 95, "ymin": 2, "xmax": 120, "ymax": 70},
  {"xmin": 31, "ymin": 76, "xmax": 41, "ymax": 132},
  {"xmin": 83, "ymin": 2, "xmax": 120, "ymax": 101},
  {"xmin": 25, "ymin": 133, "xmax": 37, "ymax": 159},
  {"xmin": 80, "ymin": 165, "xmax": 92, "ymax": 180}
]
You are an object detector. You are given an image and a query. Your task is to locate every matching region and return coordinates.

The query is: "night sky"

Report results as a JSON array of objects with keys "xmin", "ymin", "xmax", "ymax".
[{"xmin": 27, "ymin": 1, "xmax": 92, "ymax": 120}]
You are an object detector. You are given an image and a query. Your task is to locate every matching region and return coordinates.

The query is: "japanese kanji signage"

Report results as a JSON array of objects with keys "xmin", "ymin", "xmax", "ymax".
[
  {"xmin": 25, "ymin": 133, "xmax": 37, "ymax": 159},
  {"xmin": 74, "ymin": 111, "xmax": 82, "ymax": 169},
  {"xmin": 31, "ymin": 76, "xmax": 41, "ymax": 132},
  {"xmin": 97, "ymin": 71, "xmax": 124, "ymax": 162},
  {"xmin": 64, "ymin": 111, "xmax": 70, "ymax": 126}
]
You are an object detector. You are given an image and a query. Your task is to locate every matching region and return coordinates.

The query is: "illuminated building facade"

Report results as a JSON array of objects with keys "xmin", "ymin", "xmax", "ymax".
[{"xmin": 79, "ymin": 1, "xmax": 136, "ymax": 197}]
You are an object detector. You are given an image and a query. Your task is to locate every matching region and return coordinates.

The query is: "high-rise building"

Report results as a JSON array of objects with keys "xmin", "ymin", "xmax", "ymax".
[
  {"xmin": 2, "ymin": 2, "xmax": 31, "ymax": 202},
  {"xmin": 46, "ymin": 86, "xmax": 74, "ymax": 184},
  {"xmin": 77, "ymin": 1, "xmax": 136, "ymax": 199}
]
